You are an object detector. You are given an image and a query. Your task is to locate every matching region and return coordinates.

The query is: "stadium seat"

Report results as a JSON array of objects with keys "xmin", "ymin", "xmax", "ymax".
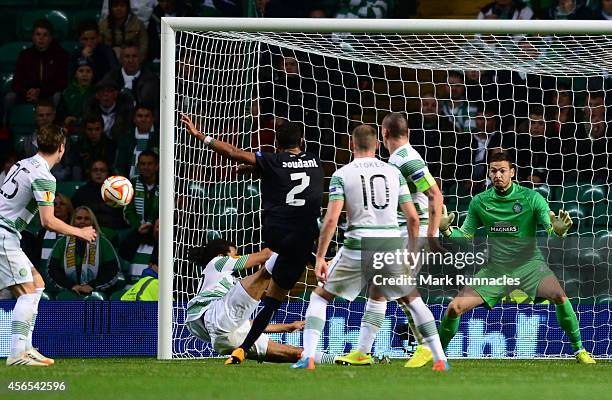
[
  {"xmin": 577, "ymin": 184, "xmax": 606, "ymax": 203},
  {"xmin": 84, "ymin": 292, "xmax": 107, "ymax": 301},
  {"xmin": 56, "ymin": 181, "xmax": 84, "ymax": 198},
  {"xmin": 55, "ymin": 290, "xmax": 81, "ymax": 300},
  {"xmin": 8, "ymin": 103, "xmax": 36, "ymax": 136},
  {"xmin": 41, "ymin": 291, "xmax": 53, "ymax": 300},
  {"xmin": 110, "ymin": 290, "xmax": 127, "ymax": 300},
  {"xmin": 533, "ymin": 183, "xmax": 553, "ymax": 201},
  {"xmin": 18, "ymin": 10, "xmax": 70, "ymax": 41},
  {"xmin": 557, "ymin": 185, "xmax": 579, "ymax": 203},
  {"xmin": 0, "ymin": 41, "xmax": 30, "ymax": 73}
]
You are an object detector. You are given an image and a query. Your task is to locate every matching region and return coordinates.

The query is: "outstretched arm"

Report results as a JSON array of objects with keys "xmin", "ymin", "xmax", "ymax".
[
  {"xmin": 181, "ymin": 113, "xmax": 256, "ymax": 166},
  {"xmin": 263, "ymin": 321, "xmax": 305, "ymax": 333}
]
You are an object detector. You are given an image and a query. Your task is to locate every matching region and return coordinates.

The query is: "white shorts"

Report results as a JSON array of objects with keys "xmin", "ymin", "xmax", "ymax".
[
  {"xmin": 323, "ymin": 247, "xmax": 364, "ymax": 301},
  {"xmin": 0, "ymin": 228, "xmax": 34, "ymax": 291},
  {"xmin": 186, "ymin": 282, "xmax": 269, "ymax": 359}
]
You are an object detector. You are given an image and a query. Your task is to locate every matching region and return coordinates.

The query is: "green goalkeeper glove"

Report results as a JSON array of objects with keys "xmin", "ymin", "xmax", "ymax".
[
  {"xmin": 439, "ymin": 204, "xmax": 456, "ymax": 237},
  {"xmin": 549, "ymin": 209, "xmax": 573, "ymax": 237}
]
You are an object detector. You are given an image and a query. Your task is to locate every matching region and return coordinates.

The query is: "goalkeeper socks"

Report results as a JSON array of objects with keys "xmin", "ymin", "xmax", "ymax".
[
  {"xmin": 302, "ymin": 292, "xmax": 328, "ymax": 359},
  {"xmin": 357, "ymin": 298, "xmax": 386, "ymax": 354},
  {"xmin": 398, "ymin": 302, "xmax": 427, "ymax": 347},
  {"xmin": 438, "ymin": 313, "xmax": 461, "ymax": 351},
  {"xmin": 314, "ymin": 352, "xmax": 336, "ymax": 365},
  {"xmin": 404, "ymin": 297, "xmax": 446, "ymax": 361},
  {"xmin": 555, "ymin": 299, "xmax": 583, "ymax": 352},
  {"xmin": 11, "ymin": 293, "xmax": 37, "ymax": 357},
  {"xmin": 239, "ymin": 296, "xmax": 281, "ymax": 352},
  {"xmin": 26, "ymin": 288, "xmax": 43, "ymax": 351}
]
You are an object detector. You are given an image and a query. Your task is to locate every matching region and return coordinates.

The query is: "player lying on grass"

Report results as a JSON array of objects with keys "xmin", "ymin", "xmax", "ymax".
[
  {"xmin": 437, "ymin": 151, "xmax": 595, "ymax": 364},
  {"xmin": 293, "ymin": 124, "xmax": 448, "ymax": 371},
  {"xmin": 185, "ymin": 239, "xmax": 337, "ymax": 364},
  {"xmin": 335, "ymin": 113, "xmax": 445, "ymax": 369},
  {"xmin": 182, "ymin": 114, "xmax": 324, "ymax": 365},
  {"xmin": 1, "ymin": 125, "xmax": 96, "ymax": 366}
]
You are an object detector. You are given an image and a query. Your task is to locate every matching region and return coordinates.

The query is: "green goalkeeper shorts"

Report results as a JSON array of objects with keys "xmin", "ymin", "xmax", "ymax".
[{"xmin": 469, "ymin": 259, "xmax": 555, "ymax": 309}]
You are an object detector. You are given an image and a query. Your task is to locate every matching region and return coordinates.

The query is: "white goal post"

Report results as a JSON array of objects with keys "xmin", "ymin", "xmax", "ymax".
[{"xmin": 158, "ymin": 17, "xmax": 612, "ymax": 360}]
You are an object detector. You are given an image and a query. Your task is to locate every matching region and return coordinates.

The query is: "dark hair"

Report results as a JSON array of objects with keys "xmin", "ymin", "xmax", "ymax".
[
  {"xmin": 138, "ymin": 149, "xmax": 159, "ymax": 164},
  {"xmin": 489, "ymin": 151, "xmax": 515, "ymax": 169},
  {"xmin": 276, "ymin": 122, "xmax": 303, "ymax": 149},
  {"xmin": 188, "ymin": 239, "xmax": 236, "ymax": 267},
  {"xmin": 107, "ymin": 0, "xmax": 132, "ymax": 48},
  {"xmin": 382, "ymin": 112, "xmax": 408, "ymax": 138},
  {"xmin": 35, "ymin": 99, "xmax": 55, "ymax": 111},
  {"xmin": 37, "ymin": 125, "xmax": 66, "ymax": 154},
  {"xmin": 352, "ymin": 124, "xmax": 377, "ymax": 151},
  {"xmin": 84, "ymin": 113, "xmax": 104, "ymax": 127},
  {"xmin": 120, "ymin": 41, "xmax": 140, "ymax": 52},
  {"xmin": 528, "ymin": 104, "xmax": 545, "ymax": 117},
  {"xmin": 33, "ymin": 19, "xmax": 53, "ymax": 35},
  {"xmin": 77, "ymin": 20, "xmax": 99, "ymax": 36},
  {"xmin": 134, "ymin": 103, "xmax": 153, "ymax": 114}
]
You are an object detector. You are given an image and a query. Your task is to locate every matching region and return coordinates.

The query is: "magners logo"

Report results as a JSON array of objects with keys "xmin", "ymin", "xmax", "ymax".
[{"xmin": 490, "ymin": 221, "xmax": 519, "ymax": 233}]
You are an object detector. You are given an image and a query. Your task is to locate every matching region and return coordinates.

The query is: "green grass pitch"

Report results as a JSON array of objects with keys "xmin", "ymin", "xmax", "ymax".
[{"xmin": 1, "ymin": 358, "xmax": 610, "ymax": 400}]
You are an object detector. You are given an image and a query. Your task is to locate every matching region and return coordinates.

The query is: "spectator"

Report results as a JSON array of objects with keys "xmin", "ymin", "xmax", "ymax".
[
  {"xmin": 100, "ymin": 0, "xmax": 149, "ymax": 60},
  {"xmin": 36, "ymin": 193, "xmax": 74, "ymax": 280},
  {"xmin": 336, "ymin": 0, "xmax": 389, "ymax": 18},
  {"xmin": 21, "ymin": 101, "xmax": 77, "ymax": 181},
  {"xmin": 120, "ymin": 250, "xmax": 158, "ymax": 301},
  {"xmin": 462, "ymin": 106, "xmax": 505, "ymax": 186},
  {"xmin": 581, "ymin": 91, "xmax": 606, "ymax": 123},
  {"xmin": 124, "ymin": 150, "xmax": 159, "ymax": 237},
  {"xmin": 48, "ymin": 206, "xmax": 120, "ymax": 296},
  {"xmin": 84, "ymin": 77, "xmax": 133, "ymax": 141},
  {"xmin": 576, "ymin": 93, "xmax": 612, "ymax": 183},
  {"xmin": 56, "ymin": 58, "xmax": 96, "ymax": 136},
  {"xmin": 72, "ymin": 160, "xmax": 128, "ymax": 231},
  {"xmin": 100, "ymin": 0, "xmax": 157, "ymax": 26},
  {"xmin": 119, "ymin": 218, "xmax": 158, "ymax": 283},
  {"xmin": 114, "ymin": 104, "xmax": 159, "ymax": 178},
  {"xmin": 72, "ymin": 114, "xmax": 116, "ymax": 177},
  {"xmin": 515, "ymin": 105, "xmax": 563, "ymax": 184},
  {"xmin": 256, "ymin": 0, "xmax": 313, "ymax": 17},
  {"xmin": 542, "ymin": 0, "xmax": 596, "ymax": 19},
  {"xmin": 594, "ymin": 0, "xmax": 612, "ymax": 19},
  {"xmin": 70, "ymin": 20, "xmax": 118, "ymax": 83},
  {"xmin": 102, "ymin": 43, "xmax": 160, "ymax": 114},
  {"xmin": 407, "ymin": 93, "xmax": 455, "ymax": 180},
  {"xmin": 477, "ymin": 0, "xmax": 534, "ymax": 19},
  {"xmin": 440, "ymin": 71, "xmax": 478, "ymax": 133},
  {"xmin": 6, "ymin": 19, "xmax": 69, "ymax": 110},
  {"xmin": 147, "ymin": 0, "xmax": 195, "ymax": 63}
]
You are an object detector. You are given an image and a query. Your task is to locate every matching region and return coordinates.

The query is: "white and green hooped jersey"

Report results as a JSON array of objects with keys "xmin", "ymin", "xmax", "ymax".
[
  {"xmin": 184, "ymin": 255, "xmax": 249, "ymax": 323},
  {"xmin": 328, "ymin": 157, "xmax": 411, "ymax": 250},
  {"xmin": 388, "ymin": 143, "xmax": 436, "ymax": 225},
  {"xmin": 0, "ymin": 154, "xmax": 56, "ymax": 238}
]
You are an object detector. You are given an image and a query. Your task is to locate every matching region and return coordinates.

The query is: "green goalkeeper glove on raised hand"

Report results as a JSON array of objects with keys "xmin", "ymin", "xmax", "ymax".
[
  {"xmin": 550, "ymin": 209, "xmax": 573, "ymax": 237},
  {"xmin": 439, "ymin": 204, "xmax": 455, "ymax": 237}
]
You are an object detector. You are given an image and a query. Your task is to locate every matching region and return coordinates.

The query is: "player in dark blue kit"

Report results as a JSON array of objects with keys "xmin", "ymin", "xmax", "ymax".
[{"xmin": 181, "ymin": 114, "xmax": 324, "ymax": 365}]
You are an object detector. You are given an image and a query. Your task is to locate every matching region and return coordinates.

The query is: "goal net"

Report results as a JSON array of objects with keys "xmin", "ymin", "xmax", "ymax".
[{"xmin": 162, "ymin": 18, "xmax": 612, "ymax": 359}]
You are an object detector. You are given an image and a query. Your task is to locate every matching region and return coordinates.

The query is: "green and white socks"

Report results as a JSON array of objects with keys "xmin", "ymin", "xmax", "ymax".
[
  {"xmin": 357, "ymin": 298, "xmax": 386, "ymax": 354},
  {"xmin": 399, "ymin": 298, "xmax": 446, "ymax": 362},
  {"xmin": 11, "ymin": 293, "xmax": 38, "ymax": 357},
  {"xmin": 302, "ymin": 292, "xmax": 328, "ymax": 360}
]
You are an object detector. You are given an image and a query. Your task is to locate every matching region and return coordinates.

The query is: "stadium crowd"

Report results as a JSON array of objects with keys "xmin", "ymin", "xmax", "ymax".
[{"xmin": 0, "ymin": 0, "xmax": 610, "ymax": 301}]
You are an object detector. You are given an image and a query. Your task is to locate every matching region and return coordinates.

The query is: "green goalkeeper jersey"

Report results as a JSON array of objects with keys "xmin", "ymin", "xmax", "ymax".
[{"xmin": 451, "ymin": 182, "xmax": 556, "ymax": 267}]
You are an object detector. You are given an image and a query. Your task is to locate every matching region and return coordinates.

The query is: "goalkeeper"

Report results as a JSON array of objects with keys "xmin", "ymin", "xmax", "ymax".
[{"xmin": 437, "ymin": 152, "xmax": 595, "ymax": 364}]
